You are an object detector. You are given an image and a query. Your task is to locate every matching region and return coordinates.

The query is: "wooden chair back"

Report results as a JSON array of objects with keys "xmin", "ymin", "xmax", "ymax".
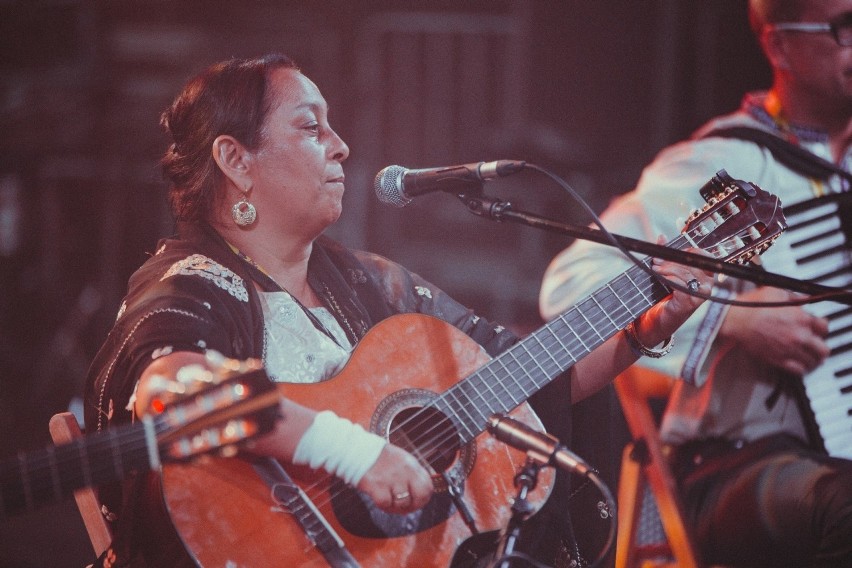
[
  {"xmin": 48, "ymin": 412, "xmax": 113, "ymax": 558},
  {"xmin": 613, "ymin": 367, "xmax": 703, "ymax": 568}
]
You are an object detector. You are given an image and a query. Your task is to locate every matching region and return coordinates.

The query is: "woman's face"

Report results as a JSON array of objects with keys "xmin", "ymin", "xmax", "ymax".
[{"xmin": 247, "ymin": 67, "xmax": 350, "ymax": 238}]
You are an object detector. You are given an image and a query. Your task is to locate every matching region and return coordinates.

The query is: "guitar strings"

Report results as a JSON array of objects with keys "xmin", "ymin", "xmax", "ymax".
[
  {"xmin": 303, "ymin": 235, "xmax": 704, "ymax": 515},
  {"xmin": 7, "ymin": 420, "xmax": 157, "ymax": 514},
  {"xmin": 287, "ymin": 224, "xmax": 745, "ymax": 519},
  {"xmin": 288, "ymin": 234, "xmax": 704, "ymax": 516},
  {"xmin": 291, "ymin": 267, "xmax": 659, "ymax": 516}
]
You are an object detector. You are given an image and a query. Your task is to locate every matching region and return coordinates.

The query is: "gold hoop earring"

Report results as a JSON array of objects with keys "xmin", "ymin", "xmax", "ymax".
[{"xmin": 231, "ymin": 194, "xmax": 257, "ymax": 226}]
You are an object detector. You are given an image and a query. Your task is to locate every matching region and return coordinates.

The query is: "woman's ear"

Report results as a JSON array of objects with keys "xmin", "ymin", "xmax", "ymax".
[{"xmin": 212, "ymin": 135, "xmax": 252, "ymax": 191}]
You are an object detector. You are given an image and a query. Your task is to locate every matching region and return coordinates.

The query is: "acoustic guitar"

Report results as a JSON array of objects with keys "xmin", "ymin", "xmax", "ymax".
[{"xmin": 162, "ymin": 171, "xmax": 787, "ymax": 567}]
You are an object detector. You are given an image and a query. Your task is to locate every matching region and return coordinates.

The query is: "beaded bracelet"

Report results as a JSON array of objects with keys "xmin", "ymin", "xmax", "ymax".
[{"xmin": 624, "ymin": 320, "xmax": 674, "ymax": 358}]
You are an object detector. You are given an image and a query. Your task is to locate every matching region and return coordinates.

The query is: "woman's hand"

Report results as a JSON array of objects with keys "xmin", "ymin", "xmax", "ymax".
[
  {"xmin": 356, "ymin": 444, "xmax": 434, "ymax": 513},
  {"xmin": 633, "ymin": 248, "xmax": 715, "ymax": 347},
  {"xmin": 138, "ymin": 351, "xmax": 434, "ymax": 514},
  {"xmin": 569, "ymin": 246, "xmax": 715, "ymax": 402}
]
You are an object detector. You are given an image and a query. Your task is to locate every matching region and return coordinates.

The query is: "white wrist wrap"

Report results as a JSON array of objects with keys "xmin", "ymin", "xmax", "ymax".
[{"xmin": 292, "ymin": 410, "xmax": 386, "ymax": 485}]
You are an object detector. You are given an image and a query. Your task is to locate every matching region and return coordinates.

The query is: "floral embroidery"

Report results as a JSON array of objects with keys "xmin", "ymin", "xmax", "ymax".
[
  {"xmin": 348, "ymin": 268, "xmax": 367, "ymax": 285},
  {"xmin": 161, "ymin": 254, "xmax": 249, "ymax": 302},
  {"xmin": 151, "ymin": 346, "xmax": 174, "ymax": 359},
  {"xmin": 415, "ymin": 286, "xmax": 432, "ymax": 299},
  {"xmin": 277, "ymin": 302, "xmax": 297, "ymax": 321}
]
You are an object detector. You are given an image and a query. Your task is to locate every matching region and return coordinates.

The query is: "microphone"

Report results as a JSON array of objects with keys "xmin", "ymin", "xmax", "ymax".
[
  {"xmin": 373, "ymin": 159, "xmax": 526, "ymax": 207},
  {"xmin": 487, "ymin": 414, "xmax": 592, "ymax": 477}
]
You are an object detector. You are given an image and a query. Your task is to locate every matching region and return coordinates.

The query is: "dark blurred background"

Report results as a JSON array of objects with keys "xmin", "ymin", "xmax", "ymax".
[{"xmin": 0, "ymin": 1, "xmax": 771, "ymax": 566}]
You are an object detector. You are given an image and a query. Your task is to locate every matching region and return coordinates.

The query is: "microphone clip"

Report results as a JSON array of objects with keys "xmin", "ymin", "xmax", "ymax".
[{"xmin": 458, "ymin": 193, "xmax": 512, "ymax": 221}]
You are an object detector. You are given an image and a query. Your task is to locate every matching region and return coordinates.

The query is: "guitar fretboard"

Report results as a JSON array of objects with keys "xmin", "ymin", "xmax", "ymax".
[
  {"xmin": 434, "ymin": 236, "xmax": 684, "ymax": 444},
  {"xmin": 0, "ymin": 423, "xmax": 155, "ymax": 518},
  {"xmin": 1, "ymin": 367, "xmax": 277, "ymax": 520}
]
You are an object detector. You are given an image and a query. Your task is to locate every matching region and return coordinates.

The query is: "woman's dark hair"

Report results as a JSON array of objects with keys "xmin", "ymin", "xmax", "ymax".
[{"xmin": 160, "ymin": 54, "xmax": 299, "ymax": 222}]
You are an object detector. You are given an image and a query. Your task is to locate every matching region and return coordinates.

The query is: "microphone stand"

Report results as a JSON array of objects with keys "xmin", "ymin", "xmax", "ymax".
[
  {"xmin": 492, "ymin": 457, "xmax": 542, "ymax": 568},
  {"xmin": 456, "ymin": 191, "xmax": 852, "ymax": 305}
]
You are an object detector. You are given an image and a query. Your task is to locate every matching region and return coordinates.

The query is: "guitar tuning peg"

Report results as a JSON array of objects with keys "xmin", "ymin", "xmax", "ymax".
[
  {"xmin": 145, "ymin": 372, "xmax": 193, "ymax": 413},
  {"xmin": 219, "ymin": 445, "xmax": 239, "ymax": 458},
  {"xmin": 204, "ymin": 350, "xmax": 263, "ymax": 379},
  {"xmin": 175, "ymin": 363, "xmax": 214, "ymax": 385},
  {"xmin": 148, "ymin": 373, "xmax": 188, "ymax": 396},
  {"xmin": 204, "ymin": 349, "xmax": 229, "ymax": 370}
]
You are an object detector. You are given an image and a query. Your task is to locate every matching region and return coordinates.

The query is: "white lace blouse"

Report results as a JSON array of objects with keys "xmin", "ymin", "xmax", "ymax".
[{"xmin": 258, "ymin": 290, "xmax": 353, "ymax": 384}]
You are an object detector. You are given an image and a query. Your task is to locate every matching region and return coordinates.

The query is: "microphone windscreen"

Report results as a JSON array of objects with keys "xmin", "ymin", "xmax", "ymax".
[{"xmin": 373, "ymin": 165, "xmax": 409, "ymax": 208}]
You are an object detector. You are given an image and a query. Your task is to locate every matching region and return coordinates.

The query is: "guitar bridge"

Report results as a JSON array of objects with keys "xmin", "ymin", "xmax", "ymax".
[{"xmin": 253, "ymin": 458, "xmax": 361, "ymax": 567}]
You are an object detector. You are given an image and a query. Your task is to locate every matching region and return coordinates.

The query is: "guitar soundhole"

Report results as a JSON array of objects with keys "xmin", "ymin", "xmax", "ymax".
[
  {"xmin": 389, "ymin": 406, "xmax": 459, "ymax": 474},
  {"xmin": 333, "ymin": 389, "xmax": 475, "ymax": 538},
  {"xmin": 370, "ymin": 387, "xmax": 476, "ymax": 494}
]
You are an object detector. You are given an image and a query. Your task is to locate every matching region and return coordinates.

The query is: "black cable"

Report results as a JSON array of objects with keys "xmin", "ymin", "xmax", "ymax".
[{"xmin": 581, "ymin": 469, "xmax": 617, "ymax": 568}]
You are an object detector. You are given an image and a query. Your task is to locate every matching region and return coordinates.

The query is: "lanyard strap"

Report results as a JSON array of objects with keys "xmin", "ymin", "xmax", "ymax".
[{"xmin": 703, "ymin": 126, "xmax": 852, "ymax": 186}]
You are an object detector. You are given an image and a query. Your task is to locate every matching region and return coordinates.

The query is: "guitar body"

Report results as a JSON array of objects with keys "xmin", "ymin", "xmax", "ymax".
[{"xmin": 162, "ymin": 314, "xmax": 555, "ymax": 567}]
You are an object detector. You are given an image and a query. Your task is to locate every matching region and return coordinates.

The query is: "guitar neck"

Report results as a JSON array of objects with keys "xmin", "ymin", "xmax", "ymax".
[
  {"xmin": 1, "ymin": 367, "xmax": 278, "ymax": 520},
  {"xmin": 438, "ymin": 238, "xmax": 683, "ymax": 444},
  {"xmin": 0, "ymin": 419, "xmax": 158, "ymax": 519}
]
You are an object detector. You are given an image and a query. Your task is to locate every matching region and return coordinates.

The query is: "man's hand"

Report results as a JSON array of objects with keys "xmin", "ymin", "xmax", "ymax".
[{"xmin": 721, "ymin": 286, "xmax": 830, "ymax": 376}]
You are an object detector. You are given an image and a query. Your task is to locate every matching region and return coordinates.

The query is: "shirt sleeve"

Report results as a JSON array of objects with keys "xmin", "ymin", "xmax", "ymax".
[
  {"xmin": 539, "ymin": 135, "xmax": 773, "ymax": 382},
  {"xmin": 85, "ymin": 256, "xmax": 256, "ymax": 434}
]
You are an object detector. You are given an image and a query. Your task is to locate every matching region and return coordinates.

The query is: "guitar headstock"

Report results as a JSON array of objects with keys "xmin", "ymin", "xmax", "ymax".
[
  {"xmin": 151, "ymin": 355, "xmax": 280, "ymax": 463},
  {"xmin": 684, "ymin": 169, "xmax": 787, "ymax": 264}
]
